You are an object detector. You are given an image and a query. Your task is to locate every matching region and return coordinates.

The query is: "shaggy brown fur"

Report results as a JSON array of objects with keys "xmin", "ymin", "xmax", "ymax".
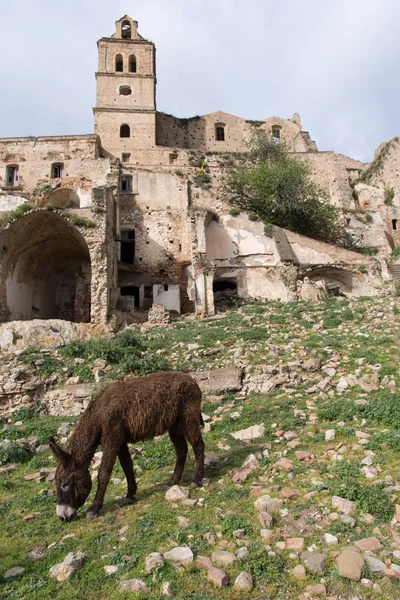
[{"xmin": 49, "ymin": 371, "xmax": 205, "ymax": 521}]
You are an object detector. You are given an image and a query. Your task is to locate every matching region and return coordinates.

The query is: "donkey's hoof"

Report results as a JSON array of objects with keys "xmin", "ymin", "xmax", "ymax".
[
  {"xmin": 86, "ymin": 510, "xmax": 98, "ymax": 521},
  {"xmin": 122, "ymin": 496, "xmax": 135, "ymax": 506}
]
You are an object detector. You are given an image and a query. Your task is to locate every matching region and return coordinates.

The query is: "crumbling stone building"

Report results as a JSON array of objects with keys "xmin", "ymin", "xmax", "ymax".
[{"xmin": 0, "ymin": 16, "xmax": 397, "ymax": 325}]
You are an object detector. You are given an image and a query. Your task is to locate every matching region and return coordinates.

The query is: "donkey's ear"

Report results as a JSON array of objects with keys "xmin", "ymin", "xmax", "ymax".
[{"xmin": 48, "ymin": 437, "xmax": 71, "ymax": 465}]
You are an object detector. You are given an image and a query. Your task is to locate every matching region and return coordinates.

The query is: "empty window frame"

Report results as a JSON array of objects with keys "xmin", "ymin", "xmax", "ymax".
[
  {"xmin": 121, "ymin": 20, "xmax": 132, "ymax": 39},
  {"xmin": 215, "ymin": 125, "xmax": 225, "ymax": 141},
  {"xmin": 272, "ymin": 127, "xmax": 281, "ymax": 143},
  {"xmin": 120, "ymin": 230, "xmax": 135, "ymax": 263},
  {"xmin": 129, "ymin": 55, "xmax": 137, "ymax": 73},
  {"xmin": 120, "ymin": 286, "xmax": 140, "ymax": 307},
  {"xmin": 122, "ymin": 153, "xmax": 131, "ymax": 163},
  {"xmin": 5, "ymin": 165, "xmax": 18, "ymax": 187},
  {"xmin": 120, "ymin": 124, "xmax": 130, "ymax": 138},
  {"xmin": 51, "ymin": 163, "xmax": 64, "ymax": 179},
  {"xmin": 120, "ymin": 175, "xmax": 133, "ymax": 192},
  {"xmin": 115, "ymin": 54, "xmax": 123, "ymax": 72},
  {"xmin": 393, "ymin": 219, "xmax": 398, "ymax": 231},
  {"xmin": 119, "ymin": 85, "xmax": 132, "ymax": 96}
]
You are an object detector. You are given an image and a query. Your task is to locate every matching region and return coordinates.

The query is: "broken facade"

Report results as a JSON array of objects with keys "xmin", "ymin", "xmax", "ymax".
[{"xmin": 0, "ymin": 16, "xmax": 396, "ymax": 325}]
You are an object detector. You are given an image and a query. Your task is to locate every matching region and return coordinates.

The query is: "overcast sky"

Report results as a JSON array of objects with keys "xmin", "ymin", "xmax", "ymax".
[{"xmin": 0, "ymin": 0, "xmax": 398, "ymax": 162}]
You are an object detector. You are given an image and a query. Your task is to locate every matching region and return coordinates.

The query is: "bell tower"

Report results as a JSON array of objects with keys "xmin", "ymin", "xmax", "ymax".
[{"xmin": 93, "ymin": 16, "xmax": 156, "ymax": 158}]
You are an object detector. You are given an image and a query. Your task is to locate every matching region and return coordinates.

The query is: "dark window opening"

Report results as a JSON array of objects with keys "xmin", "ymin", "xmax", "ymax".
[
  {"xmin": 120, "ymin": 124, "xmax": 130, "ymax": 138},
  {"xmin": 345, "ymin": 218, "xmax": 351, "ymax": 227},
  {"xmin": 121, "ymin": 20, "xmax": 132, "ymax": 39},
  {"xmin": 115, "ymin": 54, "xmax": 123, "ymax": 72},
  {"xmin": 213, "ymin": 280, "xmax": 237, "ymax": 293},
  {"xmin": 121, "ymin": 286, "xmax": 140, "ymax": 307},
  {"xmin": 393, "ymin": 219, "xmax": 398, "ymax": 231},
  {"xmin": 120, "ymin": 175, "xmax": 133, "ymax": 192},
  {"xmin": 272, "ymin": 127, "xmax": 281, "ymax": 143},
  {"xmin": 119, "ymin": 85, "xmax": 132, "ymax": 96},
  {"xmin": 215, "ymin": 126, "xmax": 225, "ymax": 141},
  {"xmin": 122, "ymin": 153, "xmax": 131, "ymax": 163},
  {"xmin": 164, "ymin": 284, "xmax": 169, "ymax": 292},
  {"xmin": 6, "ymin": 165, "xmax": 18, "ymax": 187},
  {"xmin": 51, "ymin": 163, "xmax": 64, "ymax": 179},
  {"xmin": 144, "ymin": 286, "xmax": 153, "ymax": 299},
  {"xmin": 120, "ymin": 230, "xmax": 135, "ymax": 263},
  {"xmin": 129, "ymin": 55, "xmax": 137, "ymax": 73}
]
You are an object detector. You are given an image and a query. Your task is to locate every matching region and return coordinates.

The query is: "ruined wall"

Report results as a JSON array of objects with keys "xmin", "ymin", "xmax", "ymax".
[
  {"xmin": 156, "ymin": 112, "xmax": 310, "ymax": 153},
  {"xmin": 0, "ymin": 136, "xmax": 112, "ymax": 208}
]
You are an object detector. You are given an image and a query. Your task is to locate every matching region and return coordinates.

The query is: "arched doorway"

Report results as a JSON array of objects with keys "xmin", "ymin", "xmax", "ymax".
[{"xmin": 0, "ymin": 211, "xmax": 91, "ymax": 322}]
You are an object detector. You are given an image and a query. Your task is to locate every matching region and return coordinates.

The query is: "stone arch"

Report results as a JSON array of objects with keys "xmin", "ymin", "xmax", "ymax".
[
  {"xmin": 47, "ymin": 188, "xmax": 80, "ymax": 209},
  {"xmin": 299, "ymin": 266, "xmax": 355, "ymax": 295},
  {"xmin": 0, "ymin": 211, "xmax": 91, "ymax": 322}
]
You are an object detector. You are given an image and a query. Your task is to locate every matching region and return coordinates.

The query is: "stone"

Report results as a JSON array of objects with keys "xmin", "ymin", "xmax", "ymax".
[
  {"xmin": 231, "ymin": 423, "xmax": 265, "ymax": 441},
  {"xmin": 165, "ymin": 485, "xmax": 189, "ymax": 502},
  {"xmin": 306, "ymin": 584, "xmax": 327, "ymax": 596},
  {"xmin": 301, "ymin": 551, "xmax": 327, "ymax": 574},
  {"xmin": 104, "ymin": 565, "xmax": 118, "ymax": 575},
  {"xmin": 234, "ymin": 571, "xmax": 253, "ymax": 591},
  {"xmin": 254, "ymin": 495, "xmax": 283, "ymax": 514},
  {"xmin": 211, "ymin": 550, "xmax": 236, "ymax": 566},
  {"xmin": 325, "ymin": 429, "xmax": 336, "ymax": 441},
  {"xmin": 340, "ymin": 515, "xmax": 356, "ymax": 527},
  {"xmin": 192, "ymin": 367, "xmax": 243, "ymax": 393},
  {"xmin": 164, "ymin": 546, "xmax": 193, "ymax": 567},
  {"xmin": 281, "ymin": 487, "xmax": 298, "ymax": 499},
  {"xmin": 145, "ymin": 552, "xmax": 164, "ymax": 574},
  {"xmin": 286, "ymin": 537, "xmax": 305, "ymax": 551},
  {"xmin": 332, "ymin": 495, "xmax": 356, "ymax": 515},
  {"xmin": 3, "ymin": 567, "xmax": 25, "ymax": 580},
  {"xmin": 196, "ymin": 555, "xmax": 213, "ymax": 570},
  {"xmin": 162, "ymin": 581, "xmax": 175, "ymax": 597},
  {"xmin": 364, "ymin": 554, "xmax": 386, "ymax": 573},
  {"xmin": 49, "ymin": 552, "xmax": 86, "ymax": 582},
  {"xmin": 323, "ymin": 533, "xmax": 339, "ymax": 545},
  {"xmin": 119, "ymin": 579, "xmax": 150, "ymax": 593},
  {"xmin": 207, "ymin": 567, "xmax": 229, "ymax": 587},
  {"xmin": 336, "ymin": 549, "xmax": 364, "ymax": 581},
  {"xmin": 292, "ymin": 564, "xmax": 306, "ymax": 579},
  {"xmin": 354, "ymin": 537, "xmax": 383, "ymax": 552}
]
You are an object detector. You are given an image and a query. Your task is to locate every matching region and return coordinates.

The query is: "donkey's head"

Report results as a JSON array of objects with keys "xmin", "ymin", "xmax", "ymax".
[{"xmin": 49, "ymin": 437, "xmax": 92, "ymax": 522}]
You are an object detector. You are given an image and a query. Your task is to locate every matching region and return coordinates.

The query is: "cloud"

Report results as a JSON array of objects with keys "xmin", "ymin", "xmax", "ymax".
[{"xmin": 0, "ymin": 0, "xmax": 399, "ymax": 161}]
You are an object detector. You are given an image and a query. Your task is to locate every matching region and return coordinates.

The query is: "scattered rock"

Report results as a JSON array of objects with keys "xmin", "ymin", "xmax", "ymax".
[
  {"xmin": 165, "ymin": 486, "xmax": 189, "ymax": 502},
  {"xmin": 211, "ymin": 551, "xmax": 236, "ymax": 566},
  {"xmin": 231, "ymin": 423, "xmax": 265, "ymax": 441},
  {"xmin": 332, "ymin": 496, "xmax": 356, "ymax": 515},
  {"xmin": 301, "ymin": 551, "xmax": 327, "ymax": 574},
  {"xmin": 207, "ymin": 567, "xmax": 229, "ymax": 588},
  {"xmin": 145, "ymin": 552, "xmax": 164, "ymax": 575},
  {"xmin": 354, "ymin": 537, "xmax": 383, "ymax": 552},
  {"xmin": 3, "ymin": 567, "xmax": 25, "ymax": 580},
  {"xmin": 49, "ymin": 552, "xmax": 86, "ymax": 582},
  {"xmin": 336, "ymin": 549, "xmax": 364, "ymax": 581},
  {"xmin": 119, "ymin": 579, "xmax": 150, "ymax": 593},
  {"xmin": 164, "ymin": 547, "xmax": 193, "ymax": 567},
  {"xmin": 234, "ymin": 571, "xmax": 253, "ymax": 591}
]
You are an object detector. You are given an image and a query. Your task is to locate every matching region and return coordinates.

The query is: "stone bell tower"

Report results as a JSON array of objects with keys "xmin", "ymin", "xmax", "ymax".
[{"xmin": 93, "ymin": 16, "xmax": 156, "ymax": 159}]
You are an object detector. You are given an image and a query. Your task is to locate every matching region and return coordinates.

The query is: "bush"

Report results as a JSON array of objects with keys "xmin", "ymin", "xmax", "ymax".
[
  {"xmin": 384, "ymin": 187, "xmax": 395, "ymax": 205},
  {"xmin": 226, "ymin": 130, "xmax": 341, "ymax": 244},
  {"xmin": 62, "ymin": 329, "xmax": 171, "ymax": 378},
  {"xmin": 229, "ymin": 208, "xmax": 240, "ymax": 216}
]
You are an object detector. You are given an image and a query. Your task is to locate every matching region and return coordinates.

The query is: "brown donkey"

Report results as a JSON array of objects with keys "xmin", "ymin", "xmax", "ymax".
[{"xmin": 49, "ymin": 372, "xmax": 205, "ymax": 521}]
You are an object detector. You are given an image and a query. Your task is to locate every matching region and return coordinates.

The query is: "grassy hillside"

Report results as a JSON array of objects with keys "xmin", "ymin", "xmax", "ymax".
[{"xmin": 1, "ymin": 295, "xmax": 400, "ymax": 599}]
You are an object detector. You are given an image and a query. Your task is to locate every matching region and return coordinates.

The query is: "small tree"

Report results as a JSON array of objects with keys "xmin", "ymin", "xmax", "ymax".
[{"xmin": 226, "ymin": 131, "xmax": 342, "ymax": 244}]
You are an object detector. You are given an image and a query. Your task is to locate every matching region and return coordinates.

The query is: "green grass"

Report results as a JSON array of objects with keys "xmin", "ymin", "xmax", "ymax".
[{"xmin": 2, "ymin": 295, "xmax": 400, "ymax": 599}]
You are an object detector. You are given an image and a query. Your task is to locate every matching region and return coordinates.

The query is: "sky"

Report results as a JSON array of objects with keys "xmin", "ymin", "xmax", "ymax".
[{"xmin": 0, "ymin": 0, "xmax": 399, "ymax": 162}]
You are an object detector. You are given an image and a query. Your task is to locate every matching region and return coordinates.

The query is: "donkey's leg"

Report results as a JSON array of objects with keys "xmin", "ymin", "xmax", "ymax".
[
  {"xmin": 187, "ymin": 433, "xmax": 205, "ymax": 487},
  {"xmin": 118, "ymin": 443, "xmax": 137, "ymax": 505},
  {"xmin": 168, "ymin": 424, "xmax": 188, "ymax": 486},
  {"xmin": 87, "ymin": 442, "xmax": 119, "ymax": 520}
]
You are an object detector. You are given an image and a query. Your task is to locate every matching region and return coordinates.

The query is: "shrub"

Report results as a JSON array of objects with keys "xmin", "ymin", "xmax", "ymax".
[
  {"xmin": 384, "ymin": 187, "xmax": 395, "ymax": 205},
  {"xmin": 229, "ymin": 208, "xmax": 240, "ymax": 216}
]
